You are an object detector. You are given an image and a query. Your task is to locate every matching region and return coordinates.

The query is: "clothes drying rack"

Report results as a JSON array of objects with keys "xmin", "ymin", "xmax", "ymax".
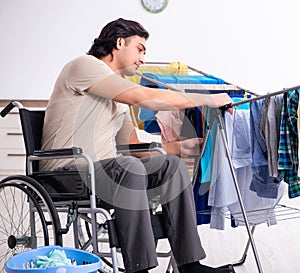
[{"xmin": 136, "ymin": 63, "xmax": 300, "ymax": 273}]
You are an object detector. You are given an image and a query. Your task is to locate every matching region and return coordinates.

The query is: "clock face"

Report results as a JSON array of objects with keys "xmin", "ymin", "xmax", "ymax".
[{"xmin": 141, "ymin": 0, "xmax": 169, "ymax": 13}]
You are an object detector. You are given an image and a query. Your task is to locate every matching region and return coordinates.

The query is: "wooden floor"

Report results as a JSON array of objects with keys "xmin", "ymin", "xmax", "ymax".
[{"xmin": 151, "ymin": 184, "xmax": 300, "ymax": 273}]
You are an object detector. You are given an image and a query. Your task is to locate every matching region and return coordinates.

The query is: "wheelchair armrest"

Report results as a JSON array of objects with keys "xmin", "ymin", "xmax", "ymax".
[
  {"xmin": 28, "ymin": 147, "xmax": 91, "ymax": 177},
  {"xmin": 33, "ymin": 147, "xmax": 83, "ymax": 157},
  {"xmin": 117, "ymin": 142, "xmax": 161, "ymax": 150},
  {"xmin": 116, "ymin": 142, "xmax": 166, "ymax": 155}
]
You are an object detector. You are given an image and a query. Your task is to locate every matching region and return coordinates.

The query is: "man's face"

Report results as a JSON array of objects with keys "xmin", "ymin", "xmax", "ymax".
[{"xmin": 117, "ymin": 35, "xmax": 146, "ymax": 76}]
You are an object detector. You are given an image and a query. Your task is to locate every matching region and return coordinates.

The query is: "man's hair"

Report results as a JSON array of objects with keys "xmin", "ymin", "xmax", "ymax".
[{"xmin": 87, "ymin": 18, "xmax": 149, "ymax": 58}]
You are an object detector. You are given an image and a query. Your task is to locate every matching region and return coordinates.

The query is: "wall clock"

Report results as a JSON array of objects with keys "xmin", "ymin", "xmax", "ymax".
[{"xmin": 141, "ymin": 0, "xmax": 169, "ymax": 14}]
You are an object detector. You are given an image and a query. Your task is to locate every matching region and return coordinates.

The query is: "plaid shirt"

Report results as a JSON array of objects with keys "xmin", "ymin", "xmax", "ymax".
[{"xmin": 278, "ymin": 89, "xmax": 300, "ymax": 198}]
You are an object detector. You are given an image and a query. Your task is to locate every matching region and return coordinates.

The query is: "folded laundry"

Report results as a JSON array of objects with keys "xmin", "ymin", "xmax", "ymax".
[{"xmin": 33, "ymin": 249, "xmax": 74, "ymax": 268}]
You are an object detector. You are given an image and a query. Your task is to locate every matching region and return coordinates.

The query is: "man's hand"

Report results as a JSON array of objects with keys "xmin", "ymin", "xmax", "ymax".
[
  {"xmin": 163, "ymin": 138, "xmax": 204, "ymax": 157},
  {"xmin": 180, "ymin": 138, "xmax": 203, "ymax": 157}
]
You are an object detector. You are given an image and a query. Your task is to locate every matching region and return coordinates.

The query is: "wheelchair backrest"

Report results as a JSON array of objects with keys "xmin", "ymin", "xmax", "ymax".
[{"xmin": 19, "ymin": 108, "xmax": 45, "ymax": 172}]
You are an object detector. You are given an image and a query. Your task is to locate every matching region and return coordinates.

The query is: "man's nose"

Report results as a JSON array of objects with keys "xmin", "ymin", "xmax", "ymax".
[{"xmin": 139, "ymin": 54, "xmax": 145, "ymax": 64}]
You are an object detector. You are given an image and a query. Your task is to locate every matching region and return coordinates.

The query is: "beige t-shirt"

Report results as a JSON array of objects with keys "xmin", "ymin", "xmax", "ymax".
[{"xmin": 41, "ymin": 55, "xmax": 139, "ymax": 171}]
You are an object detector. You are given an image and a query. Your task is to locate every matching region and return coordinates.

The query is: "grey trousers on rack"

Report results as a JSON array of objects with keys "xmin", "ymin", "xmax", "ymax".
[{"xmin": 94, "ymin": 154, "xmax": 206, "ymax": 273}]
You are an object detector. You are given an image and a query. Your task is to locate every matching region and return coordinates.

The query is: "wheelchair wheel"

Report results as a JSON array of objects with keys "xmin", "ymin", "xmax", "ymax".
[
  {"xmin": 76, "ymin": 213, "xmax": 125, "ymax": 272},
  {"xmin": 0, "ymin": 175, "xmax": 62, "ymax": 273}
]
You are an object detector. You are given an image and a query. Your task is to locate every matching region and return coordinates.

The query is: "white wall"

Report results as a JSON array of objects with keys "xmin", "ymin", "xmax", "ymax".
[{"xmin": 1, "ymin": 0, "xmax": 300, "ymax": 99}]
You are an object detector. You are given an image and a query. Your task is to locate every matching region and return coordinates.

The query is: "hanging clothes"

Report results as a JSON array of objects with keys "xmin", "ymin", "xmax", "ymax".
[
  {"xmin": 139, "ymin": 73, "xmax": 228, "ymax": 134},
  {"xmin": 207, "ymin": 107, "xmax": 252, "ymax": 229},
  {"xmin": 298, "ymin": 98, "xmax": 300, "ymax": 179},
  {"xmin": 132, "ymin": 62, "xmax": 188, "ymax": 132},
  {"xmin": 193, "ymin": 106, "xmax": 212, "ymax": 225},
  {"xmin": 229, "ymin": 102, "xmax": 284, "ymax": 227},
  {"xmin": 181, "ymin": 107, "xmax": 204, "ymax": 139},
  {"xmin": 250, "ymin": 99, "xmax": 283, "ymax": 199},
  {"xmin": 155, "ymin": 110, "xmax": 185, "ymax": 143},
  {"xmin": 260, "ymin": 95, "xmax": 283, "ymax": 179},
  {"xmin": 199, "ymin": 107, "xmax": 215, "ymax": 184},
  {"xmin": 278, "ymin": 89, "xmax": 300, "ymax": 198},
  {"xmin": 204, "ymin": 106, "xmax": 283, "ymax": 229},
  {"xmin": 194, "ymin": 175, "xmax": 212, "ymax": 225}
]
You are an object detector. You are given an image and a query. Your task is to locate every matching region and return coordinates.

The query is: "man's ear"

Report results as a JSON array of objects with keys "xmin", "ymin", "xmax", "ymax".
[{"xmin": 116, "ymin": 37, "xmax": 125, "ymax": 49}]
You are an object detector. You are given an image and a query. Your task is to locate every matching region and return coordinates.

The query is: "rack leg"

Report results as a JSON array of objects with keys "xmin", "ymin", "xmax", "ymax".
[
  {"xmin": 217, "ymin": 113, "xmax": 264, "ymax": 273},
  {"xmin": 232, "ymin": 225, "xmax": 256, "ymax": 267},
  {"xmin": 170, "ymin": 254, "xmax": 180, "ymax": 273}
]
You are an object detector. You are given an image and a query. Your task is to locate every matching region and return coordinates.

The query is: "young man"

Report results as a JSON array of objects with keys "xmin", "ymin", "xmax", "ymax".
[{"xmin": 41, "ymin": 18, "xmax": 233, "ymax": 273}]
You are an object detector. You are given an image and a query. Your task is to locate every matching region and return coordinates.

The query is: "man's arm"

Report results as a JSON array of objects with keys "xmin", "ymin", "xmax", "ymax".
[
  {"xmin": 88, "ymin": 79, "xmax": 232, "ymax": 111},
  {"xmin": 113, "ymin": 85, "xmax": 232, "ymax": 110},
  {"xmin": 115, "ymin": 120, "xmax": 153, "ymax": 157}
]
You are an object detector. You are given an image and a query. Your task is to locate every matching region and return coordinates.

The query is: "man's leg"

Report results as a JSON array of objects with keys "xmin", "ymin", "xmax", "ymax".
[
  {"xmin": 141, "ymin": 155, "xmax": 206, "ymax": 266},
  {"xmin": 142, "ymin": 155, "xmax": 235, "ymax": 273},
  {"xmin": 94, "ymin": 156, "xmax": 158, "ymax": 273}
]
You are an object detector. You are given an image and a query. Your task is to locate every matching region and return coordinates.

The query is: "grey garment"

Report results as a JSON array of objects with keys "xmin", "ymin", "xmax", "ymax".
[
  {"xmin": 260, "ymin": 95, "xmax": 283, "ymax": 178},
  {"xmin": 94, "ymin": 154, "xmax": 206, "ymax": 273}
]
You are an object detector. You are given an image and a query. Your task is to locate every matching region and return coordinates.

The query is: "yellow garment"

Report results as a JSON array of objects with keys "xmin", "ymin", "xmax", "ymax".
[
  {"xmin": 125, "ymin": 62, "xmax": 189, "ymax": 84},
  {"xmin": 167, "ymin": 62, "xmax": 189, "ymax": 75}
]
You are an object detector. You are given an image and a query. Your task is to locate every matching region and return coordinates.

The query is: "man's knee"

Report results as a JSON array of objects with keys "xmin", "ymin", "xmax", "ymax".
[{"xmin": 115, "ymin": 156, "xmax": 147, "ymax": 176}]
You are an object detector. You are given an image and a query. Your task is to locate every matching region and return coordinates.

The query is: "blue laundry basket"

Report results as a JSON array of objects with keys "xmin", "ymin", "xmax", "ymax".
[{"xmin": 5, "ymin": 246, "xmax": 102, "ymax": 273}]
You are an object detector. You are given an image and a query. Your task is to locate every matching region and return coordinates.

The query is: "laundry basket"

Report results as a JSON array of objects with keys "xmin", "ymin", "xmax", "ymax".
[{"xmin": 5, "ymin": 246, "xmax": 102, "ymax": 273}]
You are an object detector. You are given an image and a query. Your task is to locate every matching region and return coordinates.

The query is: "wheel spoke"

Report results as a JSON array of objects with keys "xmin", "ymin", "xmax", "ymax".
[{"xmin": 0, "ymin": 177, "xmax": 61, "ymax": 273}]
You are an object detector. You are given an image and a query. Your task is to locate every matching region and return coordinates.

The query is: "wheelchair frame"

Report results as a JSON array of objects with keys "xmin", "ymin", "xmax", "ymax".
[{"xmin": 0, "ymin": 101, "xmax": 174, "ymax": 273}]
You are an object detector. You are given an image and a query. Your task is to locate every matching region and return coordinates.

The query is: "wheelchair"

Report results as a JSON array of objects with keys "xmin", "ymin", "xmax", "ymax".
[{"xmin": 0, "ymin": 101, "xmax": 178, "ymax": 273}]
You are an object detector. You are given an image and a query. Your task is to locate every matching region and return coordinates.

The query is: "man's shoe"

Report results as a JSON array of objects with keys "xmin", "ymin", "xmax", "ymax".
[{"xmin": 178, "ymin": 262, "xmax": 235, "ymax": 273}]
